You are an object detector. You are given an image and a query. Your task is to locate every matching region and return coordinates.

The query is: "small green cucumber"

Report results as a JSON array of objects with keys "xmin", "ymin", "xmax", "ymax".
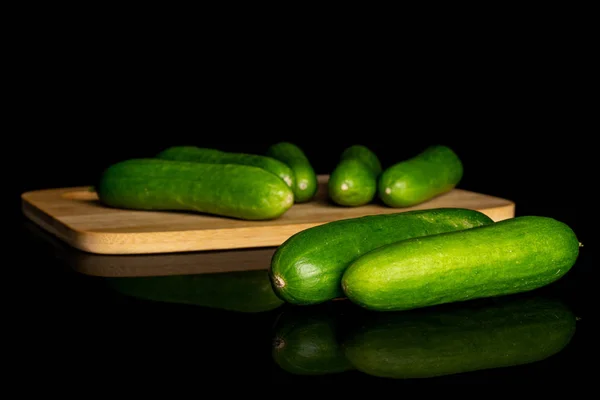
[
  {"xmin": 340, "ymin": 144, "xmax": 382, "ymax": 176},
  {"xmin": 378, "ymin": 145, "xmax": 463, "ymax": 207},
  {"xmin": 105, "ymin": 269, "xmax": 284, "ymax": 313},
  {"xmin": 269, "ymin": 208, "xmax": 494, "ymax": 305},
  {"xmin": 266, "ymin": 142, "xmax": 318, "ymax": 203},
  {"xmin": 328, "ymin": 145, "xmax": 382, "ymax": 207},
  {"xmin": 272, "ymin": 306, "xmax": 354, "ymax": 375},
  {"xmin": 156, "ymin": 145, "xmax": 295, "ymax": 189},
  {"xmin": 342, "ymin": 294, "xmax": 576, "ymax": 379},
  {"xmin": 97, "ymin": 158, "xmax": 294, "ymax": 220},
  {"xmin": 328, "ymin": 159, "xmax": 377, "ymax": 206},
  {"xmin": 342, "ymin": 216, "xmax": 580, "ymax": 311}
]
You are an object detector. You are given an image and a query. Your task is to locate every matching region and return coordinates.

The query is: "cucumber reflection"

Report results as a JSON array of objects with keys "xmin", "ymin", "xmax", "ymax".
[
  {"xmin": 23, "ymin": 221, "xmax": 284, "ymax": 313},
  {"xmin": 272, "ymin": 304, "xmax": 354, "ymax": 375},
  {"xmin": 105, "ymin": 269, "xmax": 284, "ymax": 313},
  {"xmin": 272, "ymin": 294, "xmax": 576, "ymax": 379}
]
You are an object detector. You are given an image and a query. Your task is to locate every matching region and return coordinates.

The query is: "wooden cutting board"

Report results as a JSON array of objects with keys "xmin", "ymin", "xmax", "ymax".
[{"xmin": 21, "ymin": 175, "xmax": 515, "ymax": 255}]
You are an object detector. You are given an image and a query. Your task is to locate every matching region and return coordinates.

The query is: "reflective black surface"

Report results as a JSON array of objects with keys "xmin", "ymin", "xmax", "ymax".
[
  {"xmin": 18, "ymin": 208, "xmax": 593, "ymax": 384},
  {"xmin": 11, "ymin": 16, "xmax": 595, "ymax": 386}
]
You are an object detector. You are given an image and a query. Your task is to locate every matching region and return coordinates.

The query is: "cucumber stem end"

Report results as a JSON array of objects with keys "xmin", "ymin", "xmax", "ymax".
[{"xmin": 273, "ymin": 275, "xmax": 286, "ymax": 289}]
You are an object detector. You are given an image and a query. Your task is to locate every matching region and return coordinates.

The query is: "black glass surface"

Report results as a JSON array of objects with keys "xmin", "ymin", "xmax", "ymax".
[{"xmin": 18, "ymin": 207, "xmax": 593, "ymax": 384}]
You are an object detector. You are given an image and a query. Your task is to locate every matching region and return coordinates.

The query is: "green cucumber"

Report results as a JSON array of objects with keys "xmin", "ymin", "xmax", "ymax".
[
  {"xmin": 328, "ymin": 145, "xmax": 382, "ymax": 207},
  {"xmin": 340, "ymin": 144, "xmax": 382, "ymax": 176},
  {"xmin": 328, "ymin": 159, "xmax": 377, "ymax": 206},
  {"xmin": 342, "ymin": 294, "xmax": 576, "ymax": 379},
  {"xmin": 157, "ymin": 145, "xmax": 295, "ymax": 189},
  {"xmin": 97, "ymin": 158, "xmax": 294, "ymax": 220},
  {"xmin": 378, "ymin": 145, "xmax": 463, "ymax": 207},
  {"xmin": 342, "ymin": 216, "xmax": 580, "ymax": 312},
  {"xmin": 266, "ymin": 142, "xmax": 318, "ymax": 203},
  {"xmin": 105, "ymin": 269, "xmax": 284, "ymax": 313},
  {"xmin": 272, "ymin": 306, "xmax": 354, "ymax": 375},
  {"xmin": 269, "ymin": 208, "xmax": 494, "ymax": 306}
]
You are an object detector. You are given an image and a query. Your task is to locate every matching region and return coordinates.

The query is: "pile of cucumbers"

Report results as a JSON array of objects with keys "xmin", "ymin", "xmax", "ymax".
[
  {"xmin": 269, "ymin": 143, "xmax": 580, "ymax": 311},
  {"xmin": 96, "ymin": 142, "xmax": 463, "ymax": 220},
  {"xmin": 96, "ymin": 142, "xmax": 582, "ymax": 313}
]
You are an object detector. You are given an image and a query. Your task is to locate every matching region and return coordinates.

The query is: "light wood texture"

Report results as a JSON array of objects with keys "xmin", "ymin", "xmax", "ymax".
[{"xmin": 21, "ymin": 175, "xmax": 515, "ymax": 255}]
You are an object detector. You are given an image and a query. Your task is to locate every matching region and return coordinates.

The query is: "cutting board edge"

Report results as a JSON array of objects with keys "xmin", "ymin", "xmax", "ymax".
[
  {"xmin": 22, "ymin": 200, "xmax": 515, "ymax": 256},
  {"xmin": 21, "ymin": 179, "xmax": 516, "ymax": 255}
]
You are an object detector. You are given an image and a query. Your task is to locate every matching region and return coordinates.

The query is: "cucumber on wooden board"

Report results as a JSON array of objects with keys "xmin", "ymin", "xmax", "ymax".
[
  {"xmin": 156, "ymin": 145, "xmax": 295, "ymax": 189},
  {"xmin": 378, "ymin": 145, "xmax": 463, "ymax": 207},
  {"xmin": 342, "ymin": 216, "xmax": 581, "ymax": 312},
  {"xmin": 97, "ymin": 158, "xmax": 294, "ymax": 220},
  {"xmin": 266, "ymin": 142, "xmax": 318, "ymax": 203},
  {"xmin": 328, "ymin": 159, "xmax": 378, "ymax": 207},
  {"xmin": 269, "ymin": 208, "xmax": 494, "ymax": 306},
  {"xmin": 342, "ymin": 294, "xmax": 576, "ymax": 379},
  {"xmin": 272, "ymin": 306, "xmax": 354, "ymax": 375},
  {"xmin": 105, "ymin": 269, "xmax": 284, "ymax": 313},
  {"xmin": 328, "ymin": 145, "xmax": 382, "ymax": 207}
]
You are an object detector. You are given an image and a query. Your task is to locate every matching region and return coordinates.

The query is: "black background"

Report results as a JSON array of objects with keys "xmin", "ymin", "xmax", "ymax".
[
  {"xmin": 10, "ymin": 11, "xmax": 595, "ymax": 385},
  {"xmin": 15, "ymin": 56, "xmax": 592, "ymax": 242},
  {"xmin": 13, "ymin": 23, "xmax": 592, "ymax": 232}
]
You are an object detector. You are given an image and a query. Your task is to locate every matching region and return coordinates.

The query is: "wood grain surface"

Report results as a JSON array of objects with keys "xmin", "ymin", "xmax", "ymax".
[{"xmin": 21, "ymin": 175, "xmax": 515, "ymax": 255}]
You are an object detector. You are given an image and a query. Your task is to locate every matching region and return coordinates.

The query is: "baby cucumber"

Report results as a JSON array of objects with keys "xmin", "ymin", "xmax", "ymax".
[
  {"xmin": 342, "ymin": 216, "xmax": 580, "ymax": 311},
  {"xmin": 328, "ymin": 145, "xmax": 382, "ymax": 207},
  {"xmin": 157, "ymin": 145, "xmax": 295, "ymax": 189},
  {"xmin": 266, "ymin": 142, "xmax": 318, "ymax": 203},
  {"xmin": 269, "ymin": 208, "xmax": 494, "ymax": 305},
  {"xmin": 378, "ymin": 145, "xmax": 463, "ymax": 207},
  {"xmin": 97, "ymin": 158, "xmax": 294, "ymax": 220},
  {"xmin": 328, "ymin": 159, "xmax": 377, "ymax": 206}
]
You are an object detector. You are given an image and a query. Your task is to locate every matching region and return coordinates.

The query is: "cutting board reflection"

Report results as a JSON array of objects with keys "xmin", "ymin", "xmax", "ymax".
[
  {"xmin": 21, "ymin": 175, "xmax": 515, "ymax": 255},
  {"xmin": 24, "ymin": 220, "xmax": 277, "ymax": 277}
]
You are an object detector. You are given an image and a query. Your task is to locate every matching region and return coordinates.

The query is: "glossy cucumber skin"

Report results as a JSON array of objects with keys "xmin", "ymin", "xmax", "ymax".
[
  {"xmin": 105, "ymin": 269, "xmax": 284, "ymax": 313},
  {"xmin": 266, "ymin": 142, "xmax": 318, "ymax": 203},
  {"xmin": 328, "ymin": 145, "xmax": 382, "ymax": 207},
  {"xmin": 272, "ymin": 307, "xmax": 354, "ymax": 375},
  {"xmin": 328, "ymin": 159, "xmax": 377, "ymax": 206},
  {"xmin": 342, "ymin": 294, "xmax": 576, "ymax": 379},
  {"xmin": 97, "ymin": 158, "xmax": 294, "ymax": 220},
  {"xmin": 340, "ymin": 145, "xmax": 382, "ymax": 176},
  {"xmin": 156, "ymin": 145, "xmax": 295, "ymax": 189},
  {"xmin": 378, "ymin": 145, "xmax": 463, "ymax": 207},
  {"xmin": 342, "ymin": 216, "xmax": 580, "ymax": 311},
  {"xmin": 269, "ymin": 208, "xmax": 494, "ymax": 305}
]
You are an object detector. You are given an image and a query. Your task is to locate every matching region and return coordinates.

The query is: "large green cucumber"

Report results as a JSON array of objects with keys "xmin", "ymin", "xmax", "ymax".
[
  {"xmin": 157, "ymin": 145, "xmax": 295, "ymax": 189},
  {"xmin": 342, "ymin": 294, "xmax": 576, "ymax": 379},
  {"xmin": 266, "ymin": 142, "xmax": 318, "ymax": 203},
  {"xmin": 378, "ymin": 145, "xmax": 463, "ymax": 207},
  {"xmin": 272, "ymin": 306, "xmax": 354, "ymax": 375},
  {"xmin": 342, "ymin": 216, "xmax": 580, "ymax": 311},
  {"xmin": 328, "ymin": 145, "xmax": 382, "ymax": 207},
  {"xmin": 269, "ymin": 208, "xmax": 494, "ymax": 305},
  {"xmin": 105, "ymin": 269, "xmax": 284, "ymax": 313},
  {"xmin": 97, "ymin": 158, "xmax": 294, "ymax": 220}
]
